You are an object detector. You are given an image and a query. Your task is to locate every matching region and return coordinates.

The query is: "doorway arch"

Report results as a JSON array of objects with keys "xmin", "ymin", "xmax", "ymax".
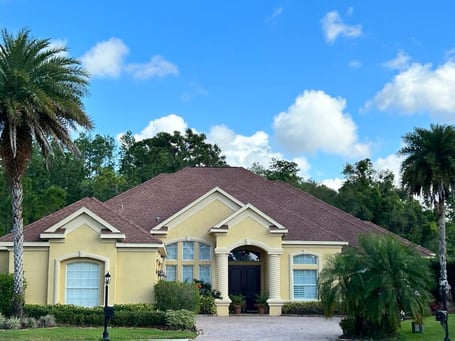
[{"xmin": 228, "ymin": 246, "xmax": 264, "ymax": 312}]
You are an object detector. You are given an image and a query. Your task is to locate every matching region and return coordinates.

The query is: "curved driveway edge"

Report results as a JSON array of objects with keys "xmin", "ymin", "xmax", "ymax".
[{"xmin": 194, "ymin": 315, "xmax": 342, "ymax": 341}]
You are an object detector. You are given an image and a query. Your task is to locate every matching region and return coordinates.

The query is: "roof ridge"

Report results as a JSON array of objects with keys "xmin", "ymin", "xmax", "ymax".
[{"xmin": 105, "ymin": 171, "xmax": 175, "ymax": 207}]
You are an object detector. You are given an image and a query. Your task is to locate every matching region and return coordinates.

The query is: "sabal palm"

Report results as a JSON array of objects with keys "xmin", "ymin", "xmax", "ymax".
[
  {"xmin": 318, "ymin": 234, "xmax": 432, "ymax": 337},
  {"xmin": 0, "ymin": 28, "xmax": 92, "ymax": 316},
  {"xmin": 399, "ymin": 124, "xmax": 455, "ymax": 304}
]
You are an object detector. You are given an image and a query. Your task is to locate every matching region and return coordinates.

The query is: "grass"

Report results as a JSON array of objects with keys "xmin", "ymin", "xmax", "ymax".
[
  {"xmin": 0, "ymin": 326, "xmax": 197, "ymax": 340},
  {"xmin": 398, "ymin": 314, "xmax": 454, "ymax": 340}
]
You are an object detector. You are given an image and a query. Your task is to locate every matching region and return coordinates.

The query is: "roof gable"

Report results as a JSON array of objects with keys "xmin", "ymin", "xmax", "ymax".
[
  {"xmin": 151, "ymin": 186, "xmax": 243, "ymax": 234},
  {"xmin": 210, "ymin": 203, "xmax": 288, "ymax": 235},
  {"xmin": 0, "ymin": 197, "xmax": 161, "ymax": 244},
  {"xmin": 40, "ymin": 207, "xmax": 125, "ymax": 241}
]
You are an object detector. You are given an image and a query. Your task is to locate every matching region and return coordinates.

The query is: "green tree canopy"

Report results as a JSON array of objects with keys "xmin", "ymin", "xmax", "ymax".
[
  {"xmin": 0, "ymin": 28, "xmax": 92, "ymax": 316},
  {"xmin": 119, "ymin": 129, "xmax": 226, "ymax": 185},
  {"xmin": 318, "ymin": 234, "xmax": 433, "ymax": 338}
]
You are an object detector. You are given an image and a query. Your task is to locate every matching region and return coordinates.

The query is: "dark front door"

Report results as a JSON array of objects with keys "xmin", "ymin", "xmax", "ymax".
[{"xmin": 228, "ymin": 265, "xmax": 260, "ymax": 311}]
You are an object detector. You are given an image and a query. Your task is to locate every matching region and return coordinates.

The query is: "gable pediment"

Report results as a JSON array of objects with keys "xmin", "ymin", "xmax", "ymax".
[
  {"xmin": 209, "ymin": 203, "xmax": 288, "ymax": 235},
  {"xmin": 39, "ymin": 207, "xmax": 126, "ymax": 241},
  {"xmin": 150, "ymin": 187, "xmax": 243, "ymax": 235}
]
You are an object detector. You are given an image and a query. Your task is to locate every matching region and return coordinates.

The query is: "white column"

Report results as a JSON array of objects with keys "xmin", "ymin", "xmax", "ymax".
[
  {"xmin": 268, "ymin": 253, "xmax": 281, "ymax": 300},
  {"xmin": 216, "ymin": 251, "xmax": 229, "ymax": 301}
]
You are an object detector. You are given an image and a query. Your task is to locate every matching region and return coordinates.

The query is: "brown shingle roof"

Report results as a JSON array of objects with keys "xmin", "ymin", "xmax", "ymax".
[
  {"xmin": 105, "ymin": 167, "xmax": 434, "ymax": 256},
  {"xmin": 0, "ymin": 197, "xmax": 161, "ymax": 244}
]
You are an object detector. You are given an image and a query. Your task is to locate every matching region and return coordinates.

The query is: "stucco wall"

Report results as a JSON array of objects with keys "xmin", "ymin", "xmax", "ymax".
[
  {"xmin": 24, "ymin": 248, "xmax": 49, "ymax": 304},
  {"xmin": 0, "ymin": 250, "xmax": 9, "ymax": 273},
  {"xmin": 116, "ymin": 248, "xmax": 158, "ymax": 304}
]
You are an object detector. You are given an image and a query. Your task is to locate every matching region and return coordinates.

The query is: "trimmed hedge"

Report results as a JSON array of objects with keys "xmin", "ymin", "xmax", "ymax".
[
  {"xmin": 24, "ymin": 304, "xmax": 166, "ymax": 327},
  {"xmin": 0, "ymin": 273, "xmax": 14, "ymax": 316},
  {"xmin": 282, "ymin": 301, "xmax": 324, "ymax": 315}
]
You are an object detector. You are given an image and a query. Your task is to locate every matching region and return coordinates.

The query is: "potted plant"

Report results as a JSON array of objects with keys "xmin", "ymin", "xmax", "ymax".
[
  {"xmin": 229, "ymin": 294, "xmax": 245, "ymax": 314},
  {"xmin": 255, "ymin": 291, "xmax": 268, "ymax": 315}
]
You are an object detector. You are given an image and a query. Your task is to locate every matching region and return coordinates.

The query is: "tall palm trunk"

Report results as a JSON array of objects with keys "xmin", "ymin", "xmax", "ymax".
[
  {"xmin": 10, "ymin": 175, "xmax": 24, "ymax": 317},
  {"xmin": 437, "ymin": 187, "xmax": 451, "ymax": 306}
]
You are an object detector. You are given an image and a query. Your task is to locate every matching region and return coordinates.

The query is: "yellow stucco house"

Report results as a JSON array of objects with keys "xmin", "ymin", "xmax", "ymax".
[{"xmin": 0, "ymin": 167, "xmax": 433, "ymax": 316}]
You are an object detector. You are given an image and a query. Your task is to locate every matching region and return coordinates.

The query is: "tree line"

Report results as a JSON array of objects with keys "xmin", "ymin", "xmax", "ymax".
[{"xmin": 0, "ymin": 130, "xmax": 448, "ymax": 258}]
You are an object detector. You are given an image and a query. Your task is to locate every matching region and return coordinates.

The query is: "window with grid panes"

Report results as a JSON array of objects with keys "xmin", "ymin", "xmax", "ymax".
[{"xmin": 66, "ymin": 262, "xmax": 100, "ymax": 307}]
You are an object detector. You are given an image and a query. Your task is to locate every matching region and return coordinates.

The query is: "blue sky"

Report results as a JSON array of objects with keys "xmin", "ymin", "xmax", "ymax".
[{"xmin": 2, "ymin": 1, "xmax": 455, "ymax": 189}]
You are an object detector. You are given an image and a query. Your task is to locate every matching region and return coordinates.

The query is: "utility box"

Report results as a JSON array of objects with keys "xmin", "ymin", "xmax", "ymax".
[{"xmin": 411, "ymin": 322, "xmax": 424, "ymax": 333}]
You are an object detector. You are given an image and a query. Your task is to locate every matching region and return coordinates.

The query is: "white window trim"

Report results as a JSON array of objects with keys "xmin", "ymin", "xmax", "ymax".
[
  {"xmin": 289, "ymin": 252, "xmax": 320, "ymax": 301},
  {"xmin": 54, "ymin": 251, "xmax": 109, "ymax": 305}
]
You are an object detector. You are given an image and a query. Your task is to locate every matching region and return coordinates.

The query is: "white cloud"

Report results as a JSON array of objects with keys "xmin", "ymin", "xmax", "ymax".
[
  {"xmin": 321, "ymin": 10, "xmax": 362, "ymax": 44},
  {"xmin": 126, "ymin": 55, "xmax": 179, "ymax": 79},
  {"xmin": 273, "ymin": 90, "xmax": 370, "ymax": 158},
  {"xmin": 349, "ymin": 60, "xmax": 362, "ymax": 68},
  {"xmin": 207, "ymin": 125, "xmax": 284, "ymax": 169},
  {"xmin": 81, "ymin": 38, "xmax": 129, "ymax": 78},
  {"xmin": 180, "ymin": 82, "xmax": 208, "ymax": 102},
  {"xmin": 133, "ymin": 114, "xmax": 188, "ymax": 141},
  {"xmin": 291, "ymin": 156, "xmax": 311, "ymax": 180},
  {"xmin": 321, "ymin": 177, "xmax": 344, "ymax": 191},
  {"xmin": 122, "ymin": 114, "xmax": 313, "ymax": 180},
  {"xmin": 366, "ymin": 61, "xmax": 455, "ymax": 118},
  {"xmin": 374, "ymin": 153, "xmax": 404, "ymax": 187},
  {"xmin": 265, "ymin": 6, "xmax": 283, "ymax": 24},
  {"xmin": 383, "ymin": 50, "xmax": 411, "ymax": 70}
]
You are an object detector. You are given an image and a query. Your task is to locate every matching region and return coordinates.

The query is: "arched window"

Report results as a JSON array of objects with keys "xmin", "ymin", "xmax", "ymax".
[
  {"xmin": 66, "ymin": 261, "xmax": 100, "ymax": 307},
  {"xmin": 292, "ymin": 253, "xmax": 318, "ymax": 300}
]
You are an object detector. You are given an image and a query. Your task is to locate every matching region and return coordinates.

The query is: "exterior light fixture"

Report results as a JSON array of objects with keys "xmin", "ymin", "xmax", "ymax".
[{"xmin": 103, "ymin": 272, "xmax": 114, "ymax": 341}]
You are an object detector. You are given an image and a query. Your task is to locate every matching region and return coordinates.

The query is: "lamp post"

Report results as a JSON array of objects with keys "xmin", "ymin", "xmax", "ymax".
[{"xmin": 102, "ymin": 272, "xmax": 111, "ymax": 341}]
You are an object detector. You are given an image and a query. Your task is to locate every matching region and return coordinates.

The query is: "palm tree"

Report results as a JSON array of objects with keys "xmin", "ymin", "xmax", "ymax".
[
  {"xmin": 0, "ymin": 28, "xmax": 92, "ymax": 316},
  {"xmin": 318, "ymin": 234, "xmax": 432, "ymax": 338},
  {"xmin": 399, "ymin": 124, "xmax": 455, "ymax": 309}
]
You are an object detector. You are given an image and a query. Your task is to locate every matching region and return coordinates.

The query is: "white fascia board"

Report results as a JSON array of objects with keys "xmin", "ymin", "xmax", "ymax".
[
  {"xmin": 40, "ymin": 233, "xmax": 65, "ymax": 240},
  {"xmin": 282, "ymin": 240, "xmax": 349, "ymax": 246},
  {"xmin": 0, "ymin": 242, "xmax": 50, "ymax": 248},
  {"xmin": 100, "ymin": 234, "xmax": 126, "ymax": 240},
  {"xmin": 116, "ymin": 243, "xmax": 163, "ymax": 248}
]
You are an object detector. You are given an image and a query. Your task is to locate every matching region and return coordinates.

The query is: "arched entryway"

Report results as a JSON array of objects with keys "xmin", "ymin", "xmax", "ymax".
[{"xmin": 228, "ymin": 246, "xmax": 263, "ymax": 312}]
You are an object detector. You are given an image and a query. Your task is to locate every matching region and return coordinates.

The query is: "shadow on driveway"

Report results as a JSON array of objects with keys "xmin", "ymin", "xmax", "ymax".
[{"xmin": 194, "ymin": 315, "xmax": 342, "ymax": 341}]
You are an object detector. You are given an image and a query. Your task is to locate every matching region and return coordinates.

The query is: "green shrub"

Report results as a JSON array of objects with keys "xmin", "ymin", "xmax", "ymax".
[
  {"xmin": 0, "ymin": 313, "xmax": 6, "ymax": 328},
  {"xmin": 154, "ymin": 280, "xmax": 200, "ymax": 312},
  {"xmin": 110, "ymin": 310, "xmax": 166, "ymax": 327},
  {"xmin": 165, "ymin": 309, "xmax": 195, "ymax": 330},
  {"xmin": 0, "ymin": 273, "xmax": 14, "ymax": 316},
  {"xmin": 4, "ymin": 316, "xmax": 21, "ymax": 330},
  {"xmin": 39, "ymin": 314, "xmax": 56, "ymax": 328},
  {"xmin": 199, "ymin": 296, "xmax": 216, "ymax": 314},
  {"xmin": 282, "ymin": 301, "xmax": 323, "ymax": 315},
  {"xmin": 22, "ymin": 316, "xmax": 38, "ymax": 329},
  {"xmin": 24, "ymin": 304, "xmax": 166, "ymax": 327}
]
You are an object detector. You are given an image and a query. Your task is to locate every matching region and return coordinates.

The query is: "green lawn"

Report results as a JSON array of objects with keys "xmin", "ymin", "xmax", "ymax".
[
  {"xmin": 0, "ymin": 326, "xmax": 197, "ymax": 340},
  {"xmin": 399, "ymin": 315, "xmax": 454, "ymax": 340}
]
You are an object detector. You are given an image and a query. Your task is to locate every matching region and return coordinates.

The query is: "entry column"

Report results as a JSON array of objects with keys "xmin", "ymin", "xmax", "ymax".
[
  {"xmin": 214, "ymin": 248, "xmax": 230, "ymax": 316},
  {"xmin": 267, "ymin": 252, "xmax": 283, "ymax": 316}
]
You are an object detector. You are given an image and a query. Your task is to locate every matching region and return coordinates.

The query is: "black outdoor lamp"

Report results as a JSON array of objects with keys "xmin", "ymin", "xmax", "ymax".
[{"xmin": 103, "ymin": 272, "xmax": 113, "ymax": 341}]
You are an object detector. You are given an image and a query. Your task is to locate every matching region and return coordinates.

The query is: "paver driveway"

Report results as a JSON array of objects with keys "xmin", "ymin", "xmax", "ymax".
[{"xmin": 194, "ymin": 315, "xmax": 342, "ymax": 341}]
